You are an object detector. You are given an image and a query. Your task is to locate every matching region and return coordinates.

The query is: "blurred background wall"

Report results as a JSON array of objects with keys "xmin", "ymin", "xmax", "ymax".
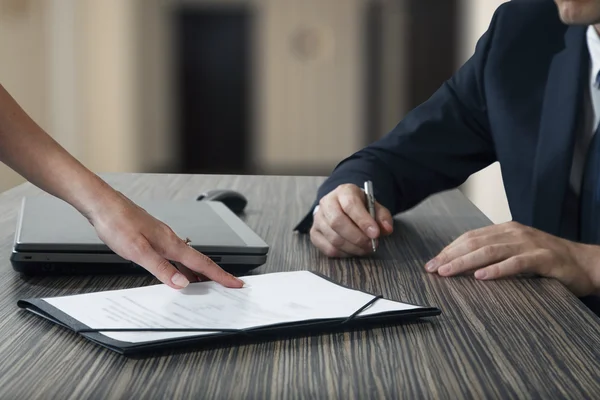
[{"xmin": 0, "ymin": 0, "xmax": 511, "ymax": 223}]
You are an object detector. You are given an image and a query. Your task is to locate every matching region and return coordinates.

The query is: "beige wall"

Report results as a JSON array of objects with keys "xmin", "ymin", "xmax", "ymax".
[
  {"xmin": 460, "ymin": 0, "xmax": 512, "ymax": 224},
  {"xmin": 76, "ymin": 0, "xmax": 141, "ymax": 173},
  {"xmin": 0, "ymin": 0, "xmax": 48, "ymax": 192},
  {"xmin": 0, "ymin": 0, "xmax": 515, "ymax": 225},
  {"xmin": 255, "ymin": 0, "xmax": 366, "ymax": 172},
  {"xmin": 0, "ymin": 0, "xmax": 142, "ymax": 194}
]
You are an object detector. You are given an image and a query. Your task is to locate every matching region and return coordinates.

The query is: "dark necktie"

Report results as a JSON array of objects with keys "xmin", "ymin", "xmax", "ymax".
[{"xmin": 579, "ymin": 71, "xmax": 600, "ymax": 244}]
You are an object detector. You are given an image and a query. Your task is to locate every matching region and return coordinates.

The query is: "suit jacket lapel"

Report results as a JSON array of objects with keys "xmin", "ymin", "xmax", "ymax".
[{"xmin": 531, "ymin": 25, "xmax": 588, "ymax": 236}]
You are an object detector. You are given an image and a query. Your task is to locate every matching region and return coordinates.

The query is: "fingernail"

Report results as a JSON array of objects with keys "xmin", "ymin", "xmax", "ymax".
[
  {"xmin": 233, "ymin": 276, "xmax": 245, "ymax": 286},
  {"xmin": 367, "ymin": 226, "xmax": 378, "ymax": 238},
  {"xmin": 475, "ymin": 270, "xmax": 487, "ymax": 279},
  {"xmin": 438, "ymin": 265, "xmax": 450, "ymax": 275},
  {"xmin": 383, "ymin": 220, "xmax": 393, "ymax": 231},
  {"xmin": 171, "ymin": 273, "xmax": 190, "ymax": 288},
  {"xmin": 425, "ymin": 260, "xmax": 438, "ymax": 271}
]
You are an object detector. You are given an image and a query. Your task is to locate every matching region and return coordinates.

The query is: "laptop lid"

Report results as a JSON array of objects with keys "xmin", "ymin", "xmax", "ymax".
[{"xmin": 13, "ymin": 196, "xmax": 269, "ymax": 255}]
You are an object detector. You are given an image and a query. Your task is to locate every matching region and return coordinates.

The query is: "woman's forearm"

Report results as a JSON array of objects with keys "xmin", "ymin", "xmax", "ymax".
[
  {"xmin": 0, "ymin": 83, "xmax": 243, "ymax": 289},
  {"xmin": 0, "ymin": 84, "xmax": 116, "ymax": 219}
]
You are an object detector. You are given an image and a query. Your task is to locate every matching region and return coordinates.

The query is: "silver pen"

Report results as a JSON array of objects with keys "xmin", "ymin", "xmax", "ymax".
[{"xmin": 363, "ymin": 181, "xmax": 377, "ymax": 252}]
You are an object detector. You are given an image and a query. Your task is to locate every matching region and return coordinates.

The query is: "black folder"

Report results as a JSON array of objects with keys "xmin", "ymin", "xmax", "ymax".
[{"xmin": 17, "ymin": 272, "xmax": 441, "ymax": 355}]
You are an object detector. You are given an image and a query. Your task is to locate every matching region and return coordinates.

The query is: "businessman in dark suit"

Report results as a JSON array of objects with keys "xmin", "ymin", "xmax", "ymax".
[{"xmin": 295, "ymin": 0, "xmax": 600, "ymax": 298}]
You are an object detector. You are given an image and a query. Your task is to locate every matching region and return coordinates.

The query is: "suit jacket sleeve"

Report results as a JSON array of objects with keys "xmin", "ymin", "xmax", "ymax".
[{"xmin": 294, "ymin": 4, "xmax": 505, "ymax": 233}]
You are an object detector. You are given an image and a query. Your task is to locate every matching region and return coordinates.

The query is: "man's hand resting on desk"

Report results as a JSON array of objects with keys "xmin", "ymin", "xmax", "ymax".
[
  {"xmin": 425, "ymin": 221, "xmax": 600, "ymax": 296},
  {"xmin": 310, "ymin": 184, "xmax": 394, "ymax": 257}
]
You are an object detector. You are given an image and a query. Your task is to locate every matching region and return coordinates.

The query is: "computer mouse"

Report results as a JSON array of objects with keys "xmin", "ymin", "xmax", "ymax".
[{"xmin": 197, "ymin": 189, "xmax": 248, "ymax": 214}]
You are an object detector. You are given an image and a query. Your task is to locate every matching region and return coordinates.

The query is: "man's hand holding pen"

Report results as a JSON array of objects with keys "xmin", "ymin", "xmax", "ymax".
[{"xmin": 310, "ymin": 183, "xmax": 394, "ymax": 258}]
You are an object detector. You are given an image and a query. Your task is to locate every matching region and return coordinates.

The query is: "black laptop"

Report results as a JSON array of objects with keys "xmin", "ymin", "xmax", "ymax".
[{"xmin": 11, "ymin": 196, "xmax": 269, "ymax": 276}]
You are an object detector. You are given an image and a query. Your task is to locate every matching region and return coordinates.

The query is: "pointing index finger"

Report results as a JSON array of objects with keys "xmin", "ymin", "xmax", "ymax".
[{"xmin": 176, "ymin": 238, "xmax": 244, "ymax": 288}]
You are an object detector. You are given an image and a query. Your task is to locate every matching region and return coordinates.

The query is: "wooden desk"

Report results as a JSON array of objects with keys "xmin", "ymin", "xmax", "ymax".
[{"xmin": 0, "ymin": 174, "xmax": 598, "ymax": 399}]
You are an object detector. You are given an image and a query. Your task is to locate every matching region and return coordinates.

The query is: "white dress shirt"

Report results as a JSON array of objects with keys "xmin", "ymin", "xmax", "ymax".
[{"xmin": 570, "ymin": 25, "xmax": 600, "ymax": 195}]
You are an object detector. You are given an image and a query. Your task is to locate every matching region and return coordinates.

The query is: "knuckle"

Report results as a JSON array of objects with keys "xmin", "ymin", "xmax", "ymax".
[
  {"xmin": 507, "ymin": 221, "xmax": 522, "ymax": 230},
  {"xmin": 309, "ymin": 231, "xmax": 320, "ymax": 247},
  {"xmin": 312, "ymin": 211, "xmax": 324, "ymax": 227},
  {"xmin": 536, "ymin": 250, "xmax": 553, "ymax": 274},
  {"xmin": 330, "ymin": 234, "xmax": 345, "ymax": 248},
  {"xmin": 450, "ymin": 258, "xmax": 464, "ymax": 271},
  {"xmin": 517, "ymin": 229, "xmax": 532, "ymax": 241},
  {"xmin": 158, "ymin": 226, "xmax": 180, "ymax": 253},
  {"xmin": 168, "ymin": 228, "xmax": 181, "ymax": 244},
  {"xmin": 339, "ymin": 195, "xmax": 359, "ymax": 211},
  {"xmin": 155, "ymin": 259, "xmax": 174, "ymax": 279},
  {"xmin": 352, "ymin": 235, "xmax": 368, "ymax": 247},
  {"xmin": 534, "ymin": 248, "xmax": 552, "ymax": 262},
  {"xmin": 486, "ymin": 264, "xmax": 499, "ymax": 277},
  {"xmin": 323, "ymin": 245, "xmax": 340, "ymax": 258},
  {"xmin": 196, "ymin": 252, "xmax": 216, "ymax": 270},
  {"xmin": 510, "ymin": 222, "xmax": 528, "ymax": 233},
  {"xmin": 339, "ymin": 183, "xmax": 358, "ymax": 193},
  {"xmin": 510, "ymin": 229, "xmax": 524, "ymax": 241},
  {"xmin": 482, "ymin": 245, "xmax": 496, "ymax": 258},
  {"xmin": 465, "ymin": 238, "xmax": 481, "ymax": 252},
  {"xmin": 436, "ymin": 253, "xmax": 448, "ymax": 265},
  {"xmin": 130, "ymin": 236, "xmax": 151, "ymax": 258},
  {"xmin": 358, "ymin": 223, "xmax": 371, "ymax": 235},
  {"xmin": 329, "ymin": 213, "xmax": 345, "ymax": 231},
  {"xmin": 541, "ymin": 248, "xmax": 554, "ymax": 259},
  {"xmin": 444, "ymin": 262, "xmax": 457, "ymax": 273},
  {"xmin": 380, "ymin": 209, "xmax": 392, "ymax": 220},
  {"xmin": 462, "ymin": 230, "xmax": 476, "ymax": 240},
  {"xmin": 510, "ymin": 256, "xmax": 526, "ymax": 271},
  {"xmin": 158, "ymin": 222, "xmax": 173, "ymax": 237},
  {"xmin": 319, "ymin": 194, "xmax": 333, "ymax": 208}
]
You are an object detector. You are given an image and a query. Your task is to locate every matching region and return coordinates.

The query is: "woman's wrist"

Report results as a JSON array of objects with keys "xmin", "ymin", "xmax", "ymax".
[{"xmin": 58, "ymin": 170, "xmax": 122, "ymax": 223}]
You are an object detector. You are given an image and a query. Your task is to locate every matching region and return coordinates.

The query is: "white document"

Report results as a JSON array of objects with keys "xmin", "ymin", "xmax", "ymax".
[{"xmin": 42, "ymin": 271, "xmax": 422, "ymax": 343}]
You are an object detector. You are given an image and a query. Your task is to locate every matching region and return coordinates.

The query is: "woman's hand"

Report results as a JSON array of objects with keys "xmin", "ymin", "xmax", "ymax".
[
  {"xmin": 0, "ymin": 83, "xmax": 242, "ymax": 289},
  {"xmin": 87, "ymin": 191, "xmax": 244, "ymax": 289}
]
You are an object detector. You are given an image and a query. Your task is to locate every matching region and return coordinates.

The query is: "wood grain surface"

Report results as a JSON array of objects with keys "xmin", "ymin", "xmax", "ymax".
[{"xmin": 0, "ymin": 173, "xmax": 597, "ymax": 399}]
